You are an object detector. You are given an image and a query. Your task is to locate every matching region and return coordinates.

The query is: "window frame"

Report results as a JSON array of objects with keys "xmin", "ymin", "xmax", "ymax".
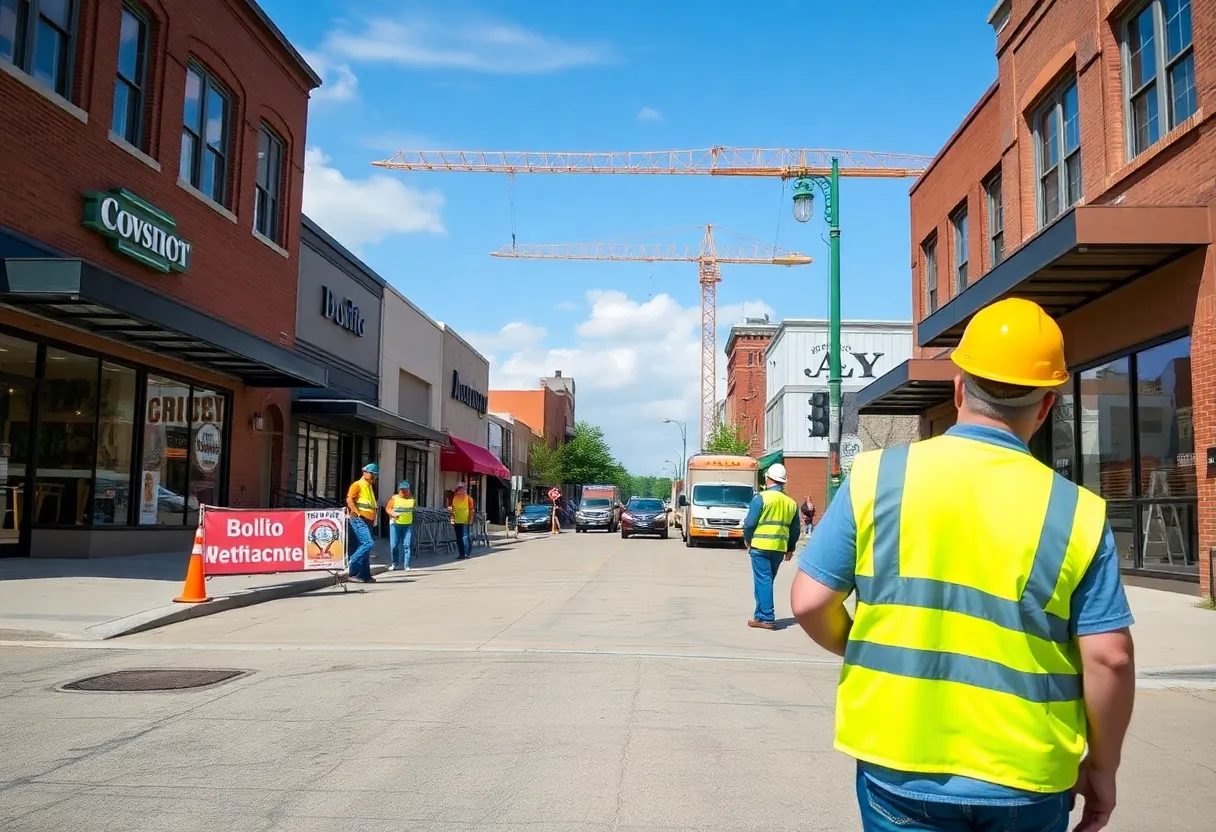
[
  {"xmin": 951, "ymin": 204, "xmax": 969, "ymax": 292},
  {"xmin": 1033, "ymin": 78, "xmax": 1082, "ymax": 229},
  {"xmin": 1120, "ymin": 0, "xmax": 1196, "ymax": 160},
  {"xmin": 984, "ymin": 171, "xmax": 1004, "ymax": 267},
  {"xmin": 180, "ymin": 62, "xmax": 233, "ymax": 207},
  {"xmin": 111, "ymin": 3, "xmax": 149, "ymax": 148},
  {"xmin": 254, "ymin": 124, "xmax": 285, "ymax": 242},
  {"xmin": 1, "ymin": 0, "xmax": 79, "ymax": 99},
  {"xmin": 923, "ymin": 235, "xmax": 939, "ymax": 315}
]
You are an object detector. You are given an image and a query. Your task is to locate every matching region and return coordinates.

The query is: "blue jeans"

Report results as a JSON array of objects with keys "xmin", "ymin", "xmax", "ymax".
[
  {"xmin": 749, "ymin": 549, "xmax": 784, "ymax": 622},
  {"xmin": 856, "ymin": 770, "xmax": 1070, "ymax": 832},
  {"xmin": 453, "ymin": 523, "xmax": 468, "ymax": 557},
  {"xmin": 347, "ymin": 516, "xmax": 375, "ymax": 580},
  {"xmin": 390, "ymin": 523, "xmax": 413, "ymax": 568}
]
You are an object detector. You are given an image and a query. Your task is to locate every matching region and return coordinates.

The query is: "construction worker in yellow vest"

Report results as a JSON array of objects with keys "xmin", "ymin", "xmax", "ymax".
[
  {"xmin": 741, "ymin": 462, "xmax": 799, "ymax": 630},
  {"xmin": 791, "ymin": 298, "xmax": 1135, "ymax": 832},
  {"xmin": 385, "ymin": 481, "xmax": 415, "ymax": 572},
  {"xmin": 449, "ymin": 482, "xmax": 474, "ymax": 560},
  {"xmin": 344, "ymin": 463, "xmax": 379, "ymax": 583}
]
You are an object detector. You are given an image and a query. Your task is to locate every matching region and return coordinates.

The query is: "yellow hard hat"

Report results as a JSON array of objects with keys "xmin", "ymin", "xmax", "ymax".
[{"xmin": 950, "ymin": 298, "xmax": 1069, "ymax": 387}]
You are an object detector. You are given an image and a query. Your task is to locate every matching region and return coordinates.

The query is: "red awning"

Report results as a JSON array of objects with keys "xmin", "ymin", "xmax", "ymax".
[{"xmin": 440, "ymin": 436, "xmax": 510, "ymax": 478}]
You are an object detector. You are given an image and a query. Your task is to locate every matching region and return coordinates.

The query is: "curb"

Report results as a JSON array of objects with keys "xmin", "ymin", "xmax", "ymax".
[
  {"xmin": 1137, "ymin": 665, "xmax": 1216, "ymax": 679},
  {"xmin": 87, "ymin": 565, "xmax": 389, "ymax": 640}
]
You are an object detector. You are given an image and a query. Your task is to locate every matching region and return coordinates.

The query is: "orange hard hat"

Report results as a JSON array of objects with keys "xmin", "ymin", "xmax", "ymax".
[{"xmin": 950, "ymin": 298, "xmax": 1069, "ymax": 387}]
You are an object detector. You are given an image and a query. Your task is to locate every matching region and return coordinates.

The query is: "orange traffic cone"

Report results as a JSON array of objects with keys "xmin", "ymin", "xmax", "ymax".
[{"xmin": 174, "ymin": 524, "xmax": 210, "ymax": 603}]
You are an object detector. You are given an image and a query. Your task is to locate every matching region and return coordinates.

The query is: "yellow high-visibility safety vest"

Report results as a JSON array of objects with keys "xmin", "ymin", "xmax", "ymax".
[
  {"xmin": 451, "ymin": 494, "xmax": 473, "ymax": 524},
  {"xmin": 353, "ymin": 479, "xmax": 377, "ymax": 520},
  {"xmin": 750, "ymin": 488, "xmax": 798, "ymax": 553},
  {"xmin": 837, "ymin": 436, "xmax": 1107, "ymax": 793},
  {"xmin": 390, "ymin": 495, "xmax": 415, "ymax": 525}
]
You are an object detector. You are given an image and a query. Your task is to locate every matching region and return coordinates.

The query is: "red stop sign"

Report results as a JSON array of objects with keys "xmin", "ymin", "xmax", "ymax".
[{"xmin": 548, "ymin": 487, "xmax": 561, "ymax": 501}]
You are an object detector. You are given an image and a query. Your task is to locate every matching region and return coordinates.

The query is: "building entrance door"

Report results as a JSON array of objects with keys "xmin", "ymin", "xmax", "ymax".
[{"xmin": 0, "ymin": 379, "xmax": 36, "ymax": 557}]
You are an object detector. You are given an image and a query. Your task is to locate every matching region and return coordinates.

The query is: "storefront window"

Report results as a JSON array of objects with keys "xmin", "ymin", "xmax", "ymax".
[
  {"xmin": 395, "ymin": 444, "xmax": 429, "ymax": 508},
  {"xmin": 142, "ymin": 376, "xmax": 191, "ymax": 525},
  {"xmin": 36, "ymin": 348, "xmax": 99, "ymax": 526},
  {"xmin": 1078, "ymin": 358, "xmax": 1134, "ymax": 568},
  {"xmin": 1049, "ymin": 391, "xmax": 1076, "ymax": 481},
  {"xmin": 187, "ymin": 387, "xmax": 225, "ymax": 526},
  {"xmin": 0, "ymin": 334, "xmax": 39, "ymax": 549},
  {"xmin": 93, "ymin": 363, "xmax": 137, "ymax": 525},
  {"xmin": 296, "ymin": 422, "xmax": 343, "ymax": 501}
]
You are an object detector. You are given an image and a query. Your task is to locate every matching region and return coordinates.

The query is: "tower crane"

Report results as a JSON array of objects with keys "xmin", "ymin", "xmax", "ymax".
[
  {"xmin": 489, "ymin": 225, "xmax": 811, "ymax": 446},
  {"xmin": 373, "ymin": 146, "xmax": 934, "ymax": 447}
]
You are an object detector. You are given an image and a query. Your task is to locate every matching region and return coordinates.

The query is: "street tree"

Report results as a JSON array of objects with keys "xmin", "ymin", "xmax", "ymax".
[
  {"xmin": 702, "ymin": 418, "xmax": 751, "ymax": 455},
  {"xmin": 529, "ymin": 441, "xmax": 565, "ymax": 486},
  {"xmin": 561, "ymin": 422, "xmax": 624, "ymax": 484}
]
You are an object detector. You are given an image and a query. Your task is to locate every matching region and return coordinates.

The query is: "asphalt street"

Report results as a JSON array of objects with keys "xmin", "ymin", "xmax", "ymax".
[{"xmin": 2, "ymin": 531, "xmax": 1214, "ymax": 830}]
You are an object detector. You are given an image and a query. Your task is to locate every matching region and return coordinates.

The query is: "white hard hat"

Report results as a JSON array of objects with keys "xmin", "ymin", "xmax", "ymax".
[{"xmin": 767, "ymin": 463, "xmax": 787, "ymax": 483}]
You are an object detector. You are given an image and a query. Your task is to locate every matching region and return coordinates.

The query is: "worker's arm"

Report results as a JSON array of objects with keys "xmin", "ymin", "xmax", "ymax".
[
  {"xmin": 790, "ymin": 478, "xmax": 857, "ymax": 656},
  {"xmin": 784, "ymin": 500, "xmax": 800, "ymax": 557},
  {"xmin": 345, "ymin": 483, "xmax": 360, "ymax": 515},
  {"xmin": 741, "ymin": 493, "xmax": 763, "ymax": 547}
]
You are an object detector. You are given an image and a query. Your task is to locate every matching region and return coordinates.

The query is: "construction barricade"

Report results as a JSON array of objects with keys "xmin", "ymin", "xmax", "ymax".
[{"xmin": 174, "ymin": 505, "xmax": 348, "ymax": 604}]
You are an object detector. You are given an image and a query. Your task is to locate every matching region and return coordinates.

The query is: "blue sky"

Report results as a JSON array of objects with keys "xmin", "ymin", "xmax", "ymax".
[{"xmin": 262, "ymin": 0, "xmax": 998, "ymax": 473}]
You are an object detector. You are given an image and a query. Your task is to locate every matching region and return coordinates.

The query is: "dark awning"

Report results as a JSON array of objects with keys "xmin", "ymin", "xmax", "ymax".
[
  {"xmin": 858, "ymin": 359, "xmax": 957, "ymax": 415},
  {"xmin": 0, "ymin": 256, "xmax": 327, "ymax": 387},
  {"xmin": 757, "ymin": 450, "xmax": 783, "ymax": 471},
  {"xmin": 292, "ymin": 398, "xmax": 448, "ymax": 444},
  {"xmin": 919, "ymin": 205, "xmax": 1210, "ymax": 349}
]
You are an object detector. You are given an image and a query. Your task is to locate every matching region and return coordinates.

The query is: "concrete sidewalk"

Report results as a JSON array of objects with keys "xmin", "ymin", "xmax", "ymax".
[{"xmin": 0, "ymin": 531, "xmax": 525, "ymax": 642}]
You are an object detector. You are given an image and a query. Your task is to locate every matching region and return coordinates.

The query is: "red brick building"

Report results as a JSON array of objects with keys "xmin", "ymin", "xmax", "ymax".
[
  {"xmin": 0, "ymin": 0, "xmax": 325, "ymax": 556},
  {"xmin": 724, "ymin": 318, "xmax": 778, "ymax": 457},
  {"xmin": 859, "ymin": 0, "xmax": 1212, "ymax": 590}
]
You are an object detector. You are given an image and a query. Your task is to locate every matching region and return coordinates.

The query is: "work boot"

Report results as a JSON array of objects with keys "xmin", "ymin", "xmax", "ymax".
[{"xmin": 747, "ymin": 619, "xmax": 776, "ymax": 630}]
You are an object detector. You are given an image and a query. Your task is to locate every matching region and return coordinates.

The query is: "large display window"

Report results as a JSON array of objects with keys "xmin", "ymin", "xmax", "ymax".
[
  {"xmin": 1046, "ymin": 333, "xmax": 1197, "ymax": 577},
  {"xmin": 0, "ymin": 327, "xmax": 231, "ymax": 552}
]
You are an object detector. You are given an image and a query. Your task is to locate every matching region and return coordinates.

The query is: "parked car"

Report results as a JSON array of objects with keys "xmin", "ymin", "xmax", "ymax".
[
  {"xmin": 516, "ymin": 504, "xmax": 554, "ymax": 533},
  {"xmin": 620, "ymin": 497, "xmax": 668, "ymax": 539}
]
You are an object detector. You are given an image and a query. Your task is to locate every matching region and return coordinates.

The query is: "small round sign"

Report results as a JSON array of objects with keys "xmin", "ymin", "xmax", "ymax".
[
  {"xmin": 194, "ymin": 423, "xmax": 222, "ymax": 473},
  {"xmin": 548, "ymin": 487, "xmax": 562, "ymax": 501},
  {"xmin": 840, "ymin": 433, "xmax": 863, "ymax": 471}
]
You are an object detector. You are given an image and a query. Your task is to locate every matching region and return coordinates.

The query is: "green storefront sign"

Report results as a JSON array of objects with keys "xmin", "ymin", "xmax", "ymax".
[{"xmin": 82, "ymin": 188, "xmax": 192, "ymax": 274}]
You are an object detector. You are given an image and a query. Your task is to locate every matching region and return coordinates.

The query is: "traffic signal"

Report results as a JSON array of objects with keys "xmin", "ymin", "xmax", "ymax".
[{"xmin": 808, "ymin": 392, "xmax": 829, "ymax": 438}]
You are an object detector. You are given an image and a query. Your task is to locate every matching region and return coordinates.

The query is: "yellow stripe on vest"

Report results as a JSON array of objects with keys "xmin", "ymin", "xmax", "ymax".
[{"xmin": 751, "ymin": 488, "xmax": 797, "ymax": 553}]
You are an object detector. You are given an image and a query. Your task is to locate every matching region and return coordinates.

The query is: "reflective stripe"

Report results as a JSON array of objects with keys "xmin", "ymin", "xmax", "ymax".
[
  {"xmin": 871, "ymin": 444, "xmax": 909, "ymax": 579},
  {"xmin": 752, "ymin": 489, "xmax": 796, "ymax": 552},
  {"xmin": 845, "ymin": 640, "xmax": 1081, "ymax": 703},
  {"xmin": 1022, "ymin": 477, "xmax": 1079, "ymax": 609}
]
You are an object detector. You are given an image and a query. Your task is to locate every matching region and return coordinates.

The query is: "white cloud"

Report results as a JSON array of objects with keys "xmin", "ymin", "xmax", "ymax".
[
  {"xmin": 636, "ymin": 107, "xmax": 662, "ymax": 122},
  {"xmin": 303, "ymin": 51, "xmax": 358, "ymax": 103},
  {"xmin": 465, "ymin": 321, "xmax": 547, "ymax": 356},
  {"xmin": 322, "ymin": 15, "xmax": 616, "ymax": 74},
  {"xmin": 485, "ymin": 290, "xmax": 775, "ymax": 474},
  {"xmin": 303, "ymin": 147, "xmax": 445, "ymax": 252}
]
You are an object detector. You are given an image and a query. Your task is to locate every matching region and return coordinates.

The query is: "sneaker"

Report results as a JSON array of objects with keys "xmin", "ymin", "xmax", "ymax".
[{"xmin": 386, "ymin": 565, "xmax": 399, "ymax": 572}]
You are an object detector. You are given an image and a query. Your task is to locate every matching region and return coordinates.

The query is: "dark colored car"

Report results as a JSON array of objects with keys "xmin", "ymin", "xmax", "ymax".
[
  {"xmin": 620, "ymin": 497, "xmax": 668, "ymax": 539},
  {"xmin": 516, "ymin": 504, "xmax": 554, "ymax": 533}
]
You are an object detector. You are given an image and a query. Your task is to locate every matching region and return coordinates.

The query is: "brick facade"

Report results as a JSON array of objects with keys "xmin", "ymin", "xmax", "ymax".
[
  {"xmin": 724, "ymin": 322, "xmax": 778, "ymax": 457},
  {"xmin": 906, "ymin": 0, "xmax": 1216, "ymax": 591},
  {"xmin": 0, "ymin": 0, "xmax": 319, "ymax": 527}
]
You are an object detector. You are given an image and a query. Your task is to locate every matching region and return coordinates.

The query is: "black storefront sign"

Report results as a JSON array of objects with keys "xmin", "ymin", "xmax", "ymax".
[{"xmin": 451, "ymin": 370, "xmax": 487, "ymax": 415}]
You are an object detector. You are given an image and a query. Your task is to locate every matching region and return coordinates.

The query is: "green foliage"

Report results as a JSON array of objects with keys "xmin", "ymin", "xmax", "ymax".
[
  {"xmin": 702, "ymin": 418, "xmax": 752, "ymax": 456},
  {"xmin": 560, "ymin": 422, "xmax": 625, "ymax": 485},
  {"xmin": 528, "ymin": 440, "xmax": 565, "ymax": 486},
  {"xmin": 619, "ymin": 475, "xmax": 675, "ymax": 500}
]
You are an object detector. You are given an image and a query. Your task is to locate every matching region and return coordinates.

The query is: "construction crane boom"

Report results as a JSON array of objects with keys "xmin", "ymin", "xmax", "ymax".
[
  {"xmin": 492, "ymin": 226, "xmax": 812, "ymax": 449},
  {"xmin": 374, "ymin": 147, "xmax": 934, "ymax": 178}
]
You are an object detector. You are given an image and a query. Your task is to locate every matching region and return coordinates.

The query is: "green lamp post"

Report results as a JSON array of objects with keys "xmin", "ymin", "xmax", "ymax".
[{"xmin": 792, "ymin": 157, "xmax": 842, "ymax": 505}]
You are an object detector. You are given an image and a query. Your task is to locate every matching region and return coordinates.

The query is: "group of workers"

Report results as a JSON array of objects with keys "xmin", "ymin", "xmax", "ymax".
[
  {"xmin": 343, "ymin": 465, "xmax": 478, "ymax": 583},
  {"xmin": 744, "ymin": 298, "xmax": 1136, "ymax": 832}
]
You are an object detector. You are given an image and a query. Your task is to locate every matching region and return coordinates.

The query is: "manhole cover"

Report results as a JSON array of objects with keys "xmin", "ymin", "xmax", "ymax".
[{"xmin": 62, "ymin": 669, "xmax": 246, "ymax": 692}]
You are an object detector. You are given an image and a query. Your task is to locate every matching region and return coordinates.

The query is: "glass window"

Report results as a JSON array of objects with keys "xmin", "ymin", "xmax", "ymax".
[
  {"xmin": 985, "ymin": 172, "xmax": 1004, "ymax": 266},
  {"xmin": 254, "ymin": 126, "xmax": 284, "ymax": 242},
  {"xmin": 93, "ymin": 362, "xmax": 136, "ymax": 525},
  {"xmin": 111, "ymin": 6, "xmax": 147, "ymax": 147},
  {"xmin": 1123, "ymin": 0, "xmax": 1195, "ymax": 159},
  {"xmin": 1050, "ymin": 389, "xmax": 1076, "ymax": 482},
  {"xmin": 952, "ymin": 206, "xmax": 968, "ymax": 291},
  {"xmin": 186, "ymin": 387, "xmax": 224, "ymax": 526},
  {"xmin": 1079, "ymin": 358, "xmax": 1135, "ymax": 568},
  {"xmin": 295, "ymin": 422, "xmax": 343, "ymax": 502},
  {"xmin": 35, "ymin": 348, "xmax": 98, "ymax": 526},
  {"xmin": 2, "ymin": 0, "xmax": 75, "ymax": 98},
  {"xmin": 407, "ymin": 447, "xmax": 428, "ymax": 507},
  {"xmin": 180, "ymin": 64, "xmax": 231, "ymax": 205},
  {"xmin": 1136, "ymin": 336, "xmax": 1194, "ymax": 498},
  {"xmin": 1035, "ymin": 79, "xmax": 1082, "ymax": 227},
  {"xmin": 0, "ymin": 333, "xmax": 39, "ymax": 548},
  {"xmin": 923, "ymin": 237, "xmax": 938, "ymax": 314},
  {"xmin": 142, "ymin": 375, "xmax": 190, "ymax": 525}
]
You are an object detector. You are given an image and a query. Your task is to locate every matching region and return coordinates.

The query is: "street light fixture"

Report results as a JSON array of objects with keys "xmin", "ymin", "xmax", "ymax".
[
  {"xmin": 792, "ymin": 157, "xmax": 842, "ymax": 506},
  {"xmin": 661, "ymin": 418, "xmax": 688, "ymax": 481}
]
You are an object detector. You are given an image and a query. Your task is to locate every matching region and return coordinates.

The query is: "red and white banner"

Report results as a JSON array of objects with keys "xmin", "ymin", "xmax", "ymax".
[{"xmin": 201, "ymin": 507, "xmax": 348, "ymax": 576}]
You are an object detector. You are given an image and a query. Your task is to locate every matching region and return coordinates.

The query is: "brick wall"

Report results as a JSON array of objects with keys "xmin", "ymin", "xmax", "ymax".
[{"xmin": 724, "ymin": 332, "xmax": 773, "ymax": 456}]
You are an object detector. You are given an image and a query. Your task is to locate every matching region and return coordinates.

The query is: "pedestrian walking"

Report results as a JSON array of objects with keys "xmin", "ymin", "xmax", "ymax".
[
  {"xmin": 800, "ymin": 495, "xmax": 816, "ymax": 536},
  {"xmin": 790, "ymin": 298, "xmax": 1136, "ymax": 832},
  {"xmin": 344, "ymin": 463, "xmax": 379, "ymax": 583},
  {"xmin": 449, "ymin": 482, "xmax": 475, "ymax": 560},
  {"xmin": 385, "ymin": 480, "xmax": 415, "ymax": 571},
  {"xmin": 741, "ymin": 462, "xmax": 799, "ymax": 630}
]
